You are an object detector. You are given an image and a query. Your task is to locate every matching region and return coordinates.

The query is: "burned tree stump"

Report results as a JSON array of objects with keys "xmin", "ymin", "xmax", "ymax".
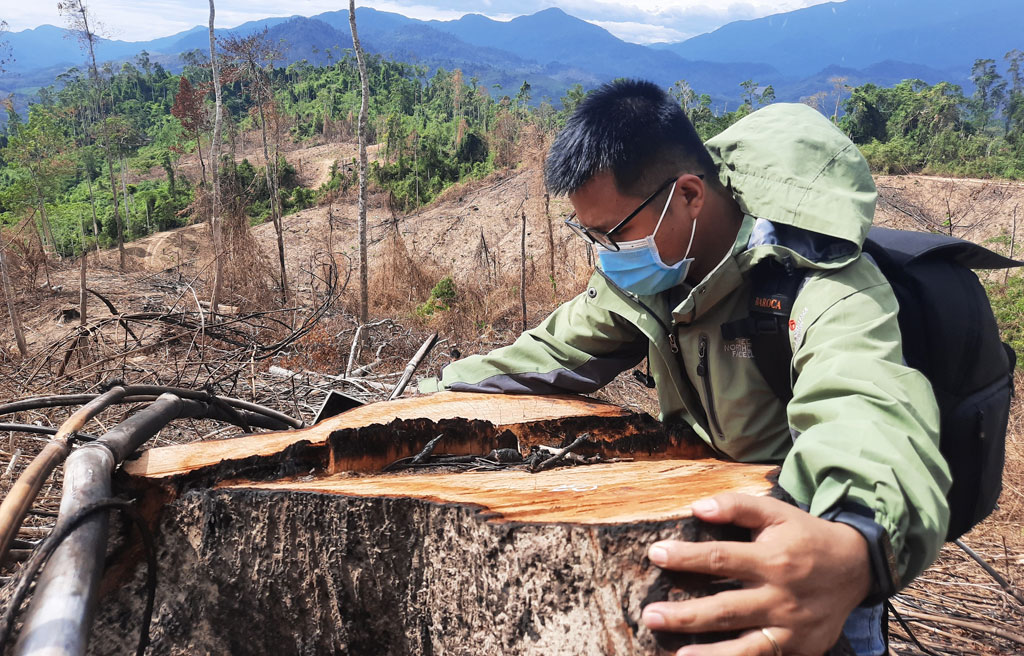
[{"xmin": 89, "ymin": 393, "xmax": 780, "ymax": 655}]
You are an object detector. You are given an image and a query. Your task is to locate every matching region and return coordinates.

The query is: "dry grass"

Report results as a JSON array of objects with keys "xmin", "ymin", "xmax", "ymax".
[{"xmin": 875, "ymin": 175, "xmax": 1024, "ymax": 248}]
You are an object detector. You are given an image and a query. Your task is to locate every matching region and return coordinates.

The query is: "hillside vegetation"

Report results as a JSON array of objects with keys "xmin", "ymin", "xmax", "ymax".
[{"xmin": 2, "ymin": 36, "xmax": 1023, "ymax": 257}]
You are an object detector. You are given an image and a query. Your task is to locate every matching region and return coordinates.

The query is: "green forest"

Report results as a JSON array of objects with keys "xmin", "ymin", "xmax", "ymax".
[{"xmin": 1, "ymin": 28, "xmax": 1023, "ymax": 259}]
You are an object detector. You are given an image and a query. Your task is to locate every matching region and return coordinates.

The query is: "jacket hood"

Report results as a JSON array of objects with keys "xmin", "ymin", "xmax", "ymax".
[{"xmin": 705, "ymin": 103, "xmax": 877, "ymax": 269}]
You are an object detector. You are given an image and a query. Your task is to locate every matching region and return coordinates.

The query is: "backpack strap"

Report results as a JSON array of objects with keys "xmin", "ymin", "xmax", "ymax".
[
  {"xmin": 722, "ymin": 259, "xmax": 806, "ymax": 404},
  {"xmin": 726, "ymin": 230, "xmax": 1022, "ymax": 408}
]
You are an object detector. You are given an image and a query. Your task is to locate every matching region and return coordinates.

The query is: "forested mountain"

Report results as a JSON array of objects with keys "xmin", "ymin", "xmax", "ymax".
[
  {"xmin": 656, "ymin": 0, "xmax": 1022, "ymax": 77},
  {"xmin": 6, "ymin": 0, "xmax": 1015, "ymax": 110},
  {"xmin": 2, "ymin": 8, "xmax": 775, "ymax": 107}
]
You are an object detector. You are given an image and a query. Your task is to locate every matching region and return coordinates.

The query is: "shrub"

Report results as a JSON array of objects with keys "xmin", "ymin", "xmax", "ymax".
[
  {"xmin": 416, "ymin": 276, "xmax": 457, "ymax": 317},
  {"xmin": 986, "ymin": 274, "xmax": 1024, "ymax": 368}
]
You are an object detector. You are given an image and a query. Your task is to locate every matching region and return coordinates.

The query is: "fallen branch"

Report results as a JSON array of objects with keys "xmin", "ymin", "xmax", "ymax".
[
  {"xmin": 388, "ymin": 332, "xmax": 437, "ymax": 400},
  {"xmin": 897, "ymin": 609, "xmax": 1024, "ymax": 646}
]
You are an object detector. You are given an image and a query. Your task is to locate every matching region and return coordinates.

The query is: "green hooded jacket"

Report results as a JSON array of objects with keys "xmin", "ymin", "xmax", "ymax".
[{"xmin": 419, "ymin": 103, "xmax": 951, "ymax": 586}]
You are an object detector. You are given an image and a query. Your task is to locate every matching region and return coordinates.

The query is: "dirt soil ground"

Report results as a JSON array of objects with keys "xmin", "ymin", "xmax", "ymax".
[{"xmin": 2, "ymin": 137, "xmax": 1023, "ymax": 653}]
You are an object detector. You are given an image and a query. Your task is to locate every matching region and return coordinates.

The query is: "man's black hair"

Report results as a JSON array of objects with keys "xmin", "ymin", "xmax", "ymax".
[{"xmin": 544, "ymin": 79, "xmax": 717, "ymax": 197}]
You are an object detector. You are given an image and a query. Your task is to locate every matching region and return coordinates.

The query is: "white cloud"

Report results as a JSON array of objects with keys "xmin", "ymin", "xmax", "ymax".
[
  {"xmin": 361, "ymin": 1, "xmax": 476, "ymax": 21},
  {"xmin": 588, "ymin": 20, "xmax": 690, "ymax": 44},
  {"xmin": 4, "ymin": 0, "xmax": 847, "ymax": 43}
]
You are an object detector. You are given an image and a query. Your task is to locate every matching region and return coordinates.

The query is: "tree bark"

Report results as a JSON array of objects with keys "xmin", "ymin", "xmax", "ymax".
[
  {"xmin": 91, "ymin": 479, "xmax": 755, "ymax": 656},
  {"xmin": 86, "ymin": 393, "xmax": 790, "ymax": 655},
  {"xmin": 350, "ymin": 0, "xmax": 370, "ymax": 326}
]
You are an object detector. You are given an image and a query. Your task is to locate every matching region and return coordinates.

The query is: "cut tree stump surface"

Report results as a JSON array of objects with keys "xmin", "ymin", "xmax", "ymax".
[
  {"xmin": 89, "ymin": 393, "xmax": 788, "ymax": 655},
  {"xmin": 228, "ymin": 459, "xmax": 777, "ymax": 525}
]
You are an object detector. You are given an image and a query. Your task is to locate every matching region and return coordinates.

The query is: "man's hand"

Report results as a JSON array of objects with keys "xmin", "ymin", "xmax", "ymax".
[{"xmin": 641, "ymin": 493, "xmax": 872, "ymax": 656}]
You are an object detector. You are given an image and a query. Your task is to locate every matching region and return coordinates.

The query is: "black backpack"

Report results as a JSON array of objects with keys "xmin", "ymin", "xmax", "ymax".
[{"xmin": 727, "ymin": 226, "xmax": 1020, "ymax": 541}]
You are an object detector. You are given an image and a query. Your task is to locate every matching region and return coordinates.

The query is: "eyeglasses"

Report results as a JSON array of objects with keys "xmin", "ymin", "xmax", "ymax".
[{"xmin": 563, "ymin": 174, "xmax": 701, "ymax": 252}]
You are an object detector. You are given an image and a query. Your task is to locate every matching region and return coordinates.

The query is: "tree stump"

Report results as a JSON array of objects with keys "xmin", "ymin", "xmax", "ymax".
[{"xmin": 90, "ymin": 393, "xmax": 781, "ymax": 655}]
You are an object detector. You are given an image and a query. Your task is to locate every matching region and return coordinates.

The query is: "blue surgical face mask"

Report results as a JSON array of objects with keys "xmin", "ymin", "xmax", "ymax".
[{"xmin": 596, "ymin": 182, "xmax": 697, "ymax": 295}]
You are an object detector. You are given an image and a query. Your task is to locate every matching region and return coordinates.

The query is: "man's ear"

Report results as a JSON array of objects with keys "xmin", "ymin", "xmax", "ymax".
[{"xmin": 675, "ymin": 173, "xmax": 705, "ymax": 218}]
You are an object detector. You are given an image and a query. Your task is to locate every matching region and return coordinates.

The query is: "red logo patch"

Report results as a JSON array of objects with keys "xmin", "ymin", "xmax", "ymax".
[{"xmin": 789, "ymin": 319, "xmax": 797, "ymax": 331}]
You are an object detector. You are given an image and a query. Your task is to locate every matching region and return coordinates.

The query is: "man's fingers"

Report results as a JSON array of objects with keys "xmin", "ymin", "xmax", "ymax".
[
  {"xmin": 642, "ymin": 588, "xmax": 773, "ymax": 633},
  {"xmin": 648, "ymin": 538, "xmax": 765, "ymax": 579},
  {"xmin": 691, "ymin": 493, "xmax": 801, "ymax": 530}
]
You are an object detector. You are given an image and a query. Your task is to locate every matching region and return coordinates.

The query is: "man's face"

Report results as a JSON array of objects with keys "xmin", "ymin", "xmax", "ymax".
[{"xmin": 568, "ymin": 170, "xmax": 705, "ymax": 266}]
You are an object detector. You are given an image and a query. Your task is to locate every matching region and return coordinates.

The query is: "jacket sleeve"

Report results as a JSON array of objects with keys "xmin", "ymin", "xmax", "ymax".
[
  {"xmin": 778, "ymin": 265, "xmax": 951, "ymax": 587},
  {"xmin": 418, "ymin": 288, "xmax": 648, "ymax": 394}
]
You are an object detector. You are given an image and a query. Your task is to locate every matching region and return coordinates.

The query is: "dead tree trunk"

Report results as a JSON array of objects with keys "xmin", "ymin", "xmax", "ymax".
[
  {"xmin": 120, "ymin": 155, "xmax": 132, "ymax": 239},
  {"xmin": 86, "ymin": 171, "xmax": 100, "ymax": 247},
  {"xmin": 194, "ymin": 127, "xmax": 208, "ymax": 188},
  {"xmin": 86, "ymin": 173, "xmax": 100, "ymax": 243},
  {"xmin": 33, "ymin": 187, "xmax": 57, "ymax": 256},
  {"xmin": 33, "ymin": 219, "xmax": 52, "ymax": 289},
  {"xmin": 270, "ymin": 107, "xmax": 288, "ymax": 304},
  {"xmin": 1007, "ymin": 204, "xmax": 1019, "ymax": 285},
  {"xmin": 254, "ymin": 94, "xmax": 286, "ymax": 303},
  {"xmin": 88, "ymin": 393, "xmax": 783, "ymax": 655},
  {"xmin": 350, "ymin": 0, "xmax": 370, "ymax": 326},
  {"xmin": 545, "ymin": 191, "xmax": 555, "ymax": 285},
  {"xmin": 520, "ymin": 209, "xmax": 528, "ymax": 329},
  {"xmin": 208, "ymin": 0, "xmax": 225, "ymax": 314},
  {"xmin": 0, "ymin": 240, "xmax": 28, "ymax": 356},
  {"xmin": 79, "ymin": 227, "xmax": 87, "ymax": 325},
  {"xmin": 106, "ymin": 134, "xmax": 126, "ymax": 271}
]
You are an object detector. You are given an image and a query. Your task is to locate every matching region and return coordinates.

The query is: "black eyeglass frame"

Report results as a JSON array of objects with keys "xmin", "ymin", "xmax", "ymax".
[{"xmin": 562, "ymin": 174, "xmax": 703, "ymax": 252}]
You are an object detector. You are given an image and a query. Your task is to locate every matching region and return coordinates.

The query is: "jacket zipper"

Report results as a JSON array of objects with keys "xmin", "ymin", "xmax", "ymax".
[
  {"xmin": 697, "ymin": 333, "xmax": 723, "ymax": 441},
  {"xmin": 594, "ymin": 269, "xmax": 724, "ymax": 454},
  {"xmin": 594, "ymin": 269, "xmax": 679, "ymax": 354}
]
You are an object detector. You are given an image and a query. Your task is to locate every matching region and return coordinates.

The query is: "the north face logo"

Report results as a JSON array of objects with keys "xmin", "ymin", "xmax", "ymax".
[{"xmin": 726, "ymin": 338, "xmax": 754, "ymax": 359}]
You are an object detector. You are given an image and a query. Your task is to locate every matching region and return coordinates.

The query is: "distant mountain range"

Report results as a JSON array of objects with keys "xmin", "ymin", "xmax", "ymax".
[
  {"xmin": 655, "ymin": 0, "xmax": 1021, "ymax": 77},
  {"xmin": 2, "ymin": 0, "xmax": 1019, "ymax": 112}
]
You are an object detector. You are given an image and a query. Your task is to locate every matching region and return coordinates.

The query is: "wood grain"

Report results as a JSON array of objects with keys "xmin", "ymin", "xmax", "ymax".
[{"xmin": 227, "ymin": 459, "xmax": 777, "ymax": 525}]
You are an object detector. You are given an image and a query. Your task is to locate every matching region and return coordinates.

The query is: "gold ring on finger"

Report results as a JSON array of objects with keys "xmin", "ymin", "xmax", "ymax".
[{"xmin": 760, "ymin": 627, "xmax": 783, "ymax": 656}]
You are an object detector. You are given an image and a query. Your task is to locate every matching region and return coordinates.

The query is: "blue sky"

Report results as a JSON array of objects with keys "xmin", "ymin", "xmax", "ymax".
[{"xmin": 4, "ymin": 1, "xmax": 846, "ymax": 44}]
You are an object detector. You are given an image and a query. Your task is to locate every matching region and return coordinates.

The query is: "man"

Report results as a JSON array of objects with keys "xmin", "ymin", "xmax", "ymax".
[{"xmin": 419, "ymin": 80, "xmax": 950, "ymax": 655}]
